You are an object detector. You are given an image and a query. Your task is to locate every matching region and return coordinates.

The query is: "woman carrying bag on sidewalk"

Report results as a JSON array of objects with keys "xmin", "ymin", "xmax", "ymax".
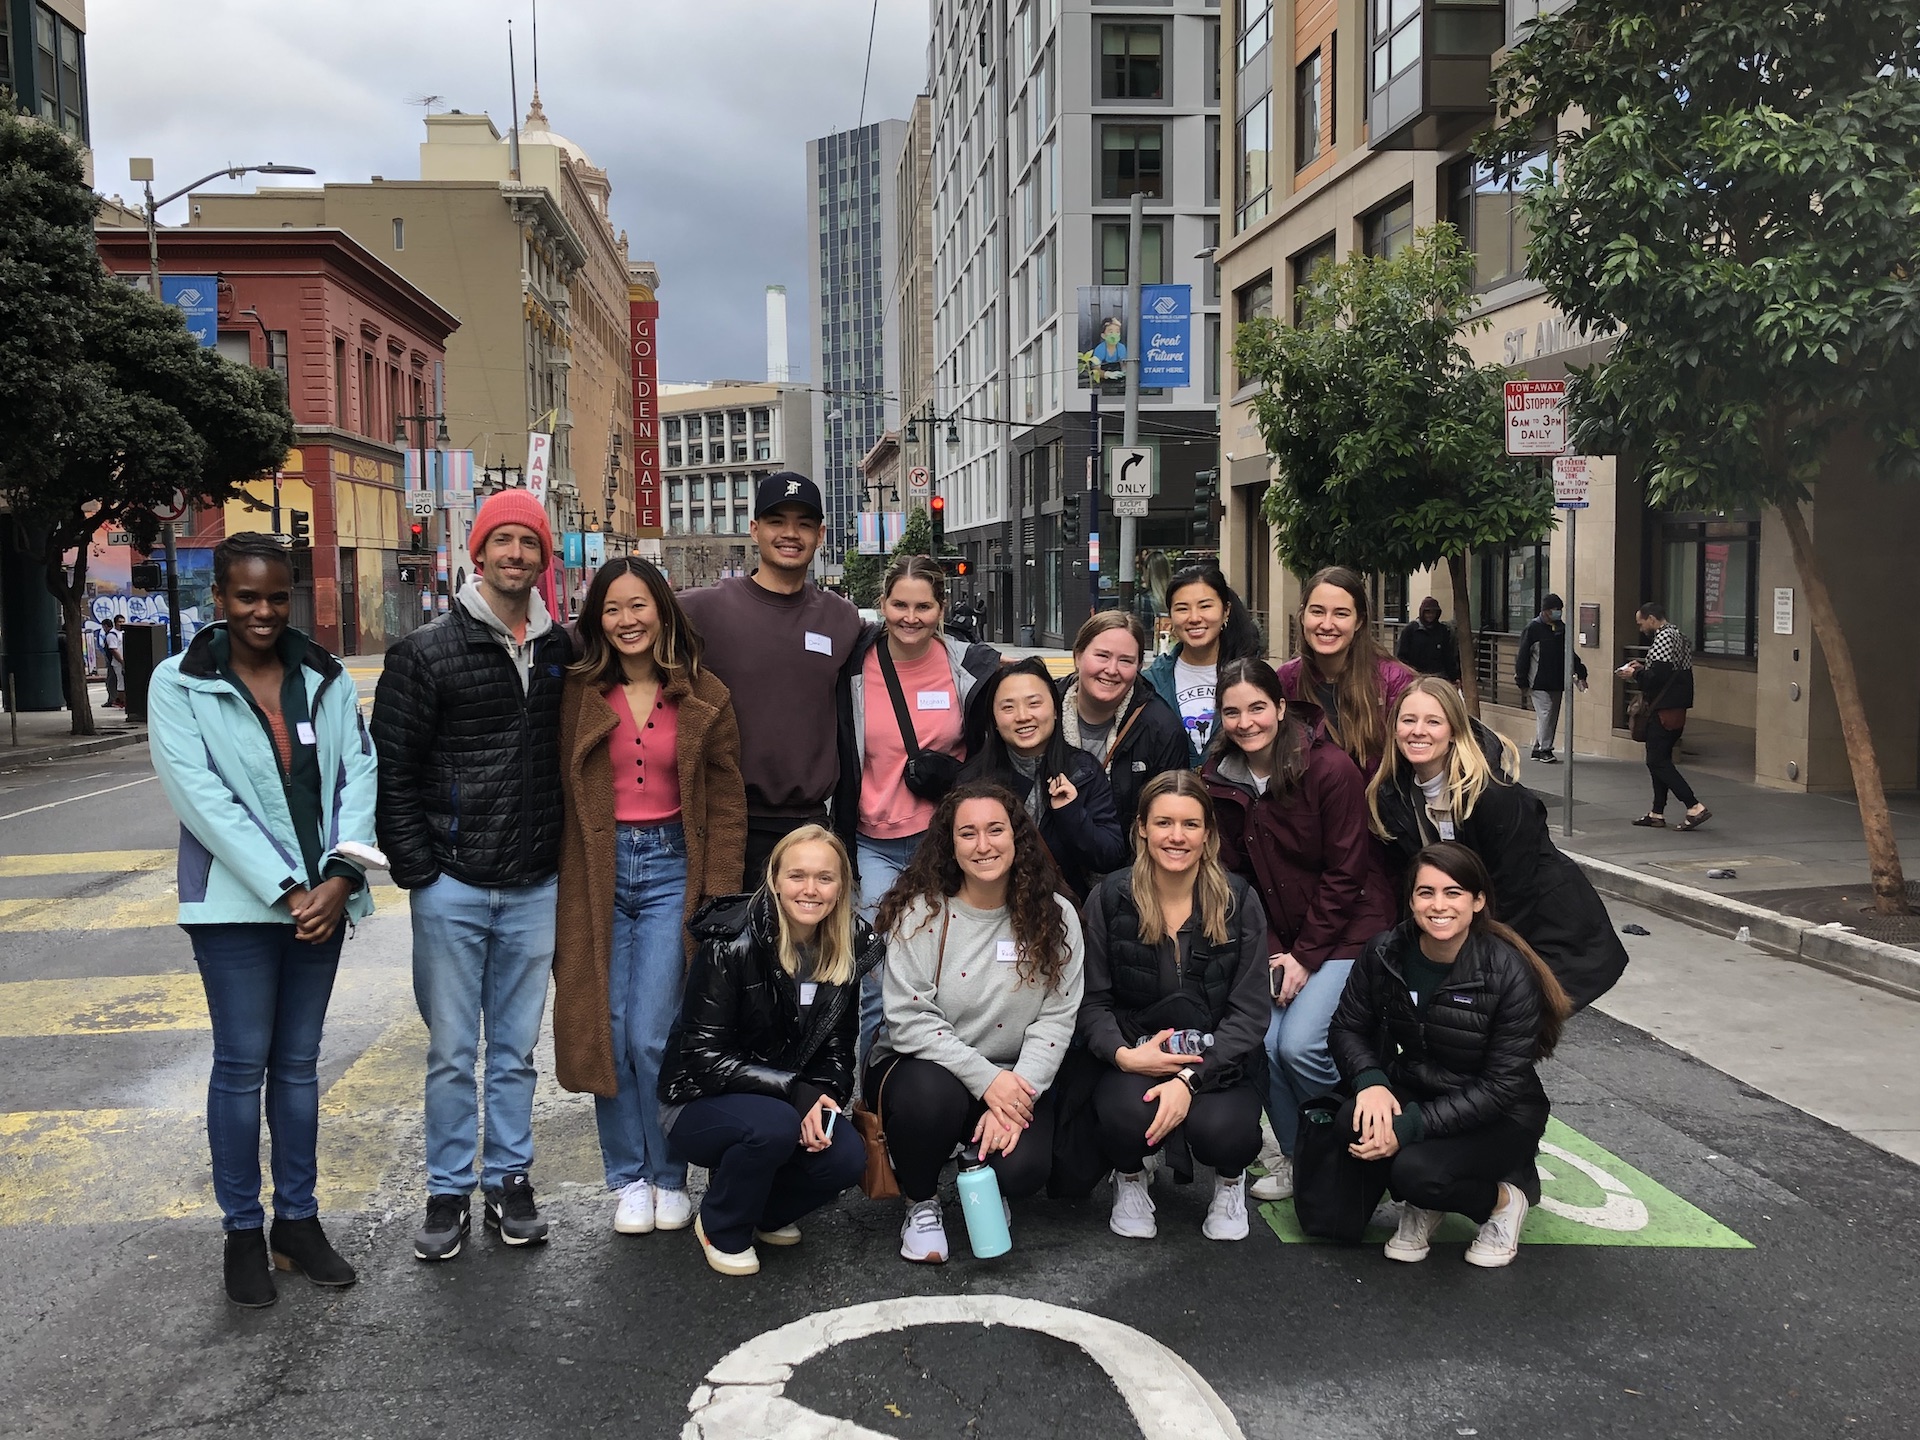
[
  {"xmin": 147, "ymin": 533, "xmax": 379, "ymax": 1307},
  {"xmin": 1368, "ymin": 676, "xmax": 1629, "ymax": 1009},
  {"xmin": 1321, "ymin": 842, "xmax": 1572, "ymax": 1269},
  {"xmin": 1622, "ymin": 601, "xmax": 1711, "ymax": 831},
  {"xmin": 551, "ymin": 556, "xmax": 746, "ymax": 1239}
]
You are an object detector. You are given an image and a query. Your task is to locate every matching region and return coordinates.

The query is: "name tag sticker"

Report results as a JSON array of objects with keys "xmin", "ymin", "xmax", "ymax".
[
  {"xmin": 804, "ymin": 631, "xmax": 833, "ymax": 656},
  {"xmin": 996, "ymin": 939, "xmax": 1019, "ymax": 965},
  {"xmin": 295, "ymin": 722, "xmax": 317, "ymax": 746},
  {"xmin": 800, "ymin": 982, "xmax": 819, "ymax": 1006},
  {"xmin": 916, "ymin": 690, "xmax": 952, "ymax": 710}
]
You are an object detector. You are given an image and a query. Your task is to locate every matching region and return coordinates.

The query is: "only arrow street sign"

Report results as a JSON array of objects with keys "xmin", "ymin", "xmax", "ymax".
[{"xmin": 1108, "ymin": 446, "xmax": 1154, "ymax": 498}]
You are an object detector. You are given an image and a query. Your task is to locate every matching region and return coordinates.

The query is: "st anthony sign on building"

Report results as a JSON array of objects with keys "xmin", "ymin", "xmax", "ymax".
[{"xmin": 628, "ymin": 284, "xmax": 664, "ymax": 538}]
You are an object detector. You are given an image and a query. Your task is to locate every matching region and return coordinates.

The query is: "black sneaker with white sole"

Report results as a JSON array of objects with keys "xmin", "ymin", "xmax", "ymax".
[
  {"xmin": 483, "ymin": 1172, "xmax": 549, "ymax": 1246},
  {"xmin": 414, "ymin": 1194, "xmax": 471, "ymax": 1262}
]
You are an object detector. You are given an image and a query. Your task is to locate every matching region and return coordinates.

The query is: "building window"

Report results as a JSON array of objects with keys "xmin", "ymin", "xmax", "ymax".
[
  {"xmin": 1237, "ymin": 0, "xmax": 1272, "ymax": 67},
  {"xmin": 669, "ymin": 480, "xmax": 685, "ymax": 503},
  {"xmin": 1295, "ymin": 49, "xmax": 1323, "ymax": 171},
  {"xmin": 1206, "ymin": 314, "xmax": 1221, "ymax": 402},
  {"xmin": 32, "ymin": 6, "xmax": 87, "ymax": 141},
  {"xmin": 666, "ymin": 417, "xmax": 682, "ymax": 440},
  {"xmin": 1099, "ymin": 124, "xmax": 1164, "ymax": 200},
  {"xmin": 1205, "ymin": 216, "xmax": 1221, "ymax": 303},
  {"xmin": 1363, "ymin": 193, "xmax": 1415, "ymax": 258},
  {"xmin": 333, "ymin": 338, "xmax": 347, "ymax": 427},
  {"xmin": 1207, "ymin": 116, "xmax": 1221, "ymax": 207},
  {"xmin": 1661, "ymin": 518, "xmax": 1759, "ymax": 659},
  {"xmin": 1476, "ymin": 542, "xmax": 1548, "ymax": 635},
  {"xmin": 1235, "ymin": 96, "xmax": 1271, "ymax": 230},
  {"xmin": 1447, "ymin": 152, "xmax": 1546, "ymax": 291},
  {"xmin": 392, "ymin": 218, "xmax": 404, "ymax": 250},
  {"xmin": 1290, "ymin": 236, "xmax": 1336, "ymax": 322},
  {"xmin": 1372, "ymin": 0, "xmax": 1422, "ymax": 94},
  {"xmin": 1099, "ymin": 23, "xmax": 1164, "ymax": 101},
  {"xmin": 1098, "ymin": 222, "xmax": 1164, "ymax": 286},
  {"xmin": 266, "ymin": 331, "xmax": 289, "ymax": 384},
  {"xmin": 1236, "ymin": 275, "xmax": 1274, "ymax": 326},
  {"xmin": 1206, "ymin": 19, "xmax": 1221, "ymax": 103},
  {"xmin": 666, "ymin": 446, "xmax": 683, "ymax": 467},
  {"xmin": 751, "ymin": 408, "xmax": 770, "ymax": 432}
]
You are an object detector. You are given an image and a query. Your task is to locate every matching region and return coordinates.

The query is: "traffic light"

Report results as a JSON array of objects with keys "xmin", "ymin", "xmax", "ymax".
[
  {"xmin": 939, "ymin": 556, "xmax": 970, "ymax": 578},
  {"xmin": 1060, "ymin": 491, "xmax": 1081, "ymax": 547},
  {"xmin": 1191, "ymin": 468, "xmax": 1220, "ymax": 549},
  {"xmin": 929, "ymin": 493, "xmax": 946, "ymax": 548},
  {"xmin": 289, "ymin": 509, "xmax": 311, "ymax": 547},
  {"xmin": 410, "ymin": 521, "xmax": 427, "ymax": 553}
]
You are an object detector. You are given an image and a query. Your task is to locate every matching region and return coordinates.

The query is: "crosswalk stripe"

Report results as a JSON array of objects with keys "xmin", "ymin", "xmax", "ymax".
[
  {"xmin": 0, "ymin": 884, "xmax": 409, "ymax": 934},
  {"xmin": 0, "ymin": 973, "xmax": 209, "ymax": 1037},
  {"xmin": 0, "ymin": 1109, "xmax": 212, "ymax": 1226},
  {"xmin": 0, "ymin": 850, "xmax": 172, "ymax": 878}
]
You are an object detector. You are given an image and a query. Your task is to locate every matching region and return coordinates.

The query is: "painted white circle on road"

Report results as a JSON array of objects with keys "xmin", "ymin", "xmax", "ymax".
[
  {"xmin": 684, "ymin": 1294, "xmax": 1245, "ymax": 1439},
  {"xmin": 1536, "ymin": 1141, "xmax": 1651, "ymax": 1232}
]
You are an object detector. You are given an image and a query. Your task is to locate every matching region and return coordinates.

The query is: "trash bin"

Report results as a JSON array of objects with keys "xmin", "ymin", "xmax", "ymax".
[
  {"xmin": 1020, "ymin": 625, "xmax": 1036, "ymax": 647},
  {"xmin": 121, "ymin": 623, "xmax": 168, "ymax": 723}
]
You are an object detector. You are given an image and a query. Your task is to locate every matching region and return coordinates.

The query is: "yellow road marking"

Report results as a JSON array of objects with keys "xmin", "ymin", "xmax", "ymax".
[
  {"xmin": 0, "ymin": 1110, "xmax": 213, "ymax": 1226},
  {"xmin": 0, "ymin": 973, "xmax": 209, "ymax": 1036},
  {"xmin": 0, "ymin": 883, "xmax": 407, "ymax": 934},
  {"xmin": 0, "ymin": 850, "xmax": 172, "ymax": 878},
  {"xmin": 315, "ymin": 1013, "xmax": 427, "ymax": 1211}
]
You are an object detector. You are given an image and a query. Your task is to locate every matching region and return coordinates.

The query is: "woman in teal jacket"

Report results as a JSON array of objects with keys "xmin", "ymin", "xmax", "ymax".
[{"xmin": 148, "ymin": 533, "xmax": 380, "ymax": 1307}]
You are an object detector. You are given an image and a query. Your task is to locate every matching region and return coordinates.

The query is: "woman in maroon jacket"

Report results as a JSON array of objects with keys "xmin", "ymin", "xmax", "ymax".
[{"xmin": 1203, "ymin": 658, "xmax": 1397, "ymax": 1203}]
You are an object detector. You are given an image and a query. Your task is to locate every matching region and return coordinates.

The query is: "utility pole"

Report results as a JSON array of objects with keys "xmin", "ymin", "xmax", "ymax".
[{"xmin": 1117, "ymin": 192, "xmax": 1144, "ymax": 614}]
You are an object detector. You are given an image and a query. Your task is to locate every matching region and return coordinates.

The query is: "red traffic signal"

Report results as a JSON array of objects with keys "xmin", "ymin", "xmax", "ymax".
[
  {"xmin": 929, "ymin": 495, "xmax": 945, "ymax": 513},
  {"xmin": 409, "ymin": 522, "xmax": 427, "ymax": 554}
]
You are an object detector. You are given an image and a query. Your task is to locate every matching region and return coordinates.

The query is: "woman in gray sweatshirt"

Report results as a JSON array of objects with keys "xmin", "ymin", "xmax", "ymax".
[{"xmin": 867, "ymin": 781, "xmax": 1086, "ymax": 1264}]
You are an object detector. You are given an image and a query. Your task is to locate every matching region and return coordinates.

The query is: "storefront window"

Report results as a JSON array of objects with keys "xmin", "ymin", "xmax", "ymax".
[
  {"xmin": 1476, "ymin": 541, "xmax": 1547, "ymax": 634},
  {"xmin": 1661, "ymin": 518, "xmax": 1758, "ymax": 659}
]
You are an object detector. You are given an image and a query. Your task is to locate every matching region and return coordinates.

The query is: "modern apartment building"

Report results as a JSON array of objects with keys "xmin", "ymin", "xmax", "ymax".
[
  {"xmin": 1215, "ymin": 0, "xmax": 1920, "ymax": 793},
  {"xmin": 928, "ymin": 0, "xmax": 1224, "ymax": 646},
  {"xmin": 658, "ymin": 381, "xmax": 814, "ymax": 588},
  {"xmin": 808, "ymin": 120, "xmax": 907, "ymax": 571}
]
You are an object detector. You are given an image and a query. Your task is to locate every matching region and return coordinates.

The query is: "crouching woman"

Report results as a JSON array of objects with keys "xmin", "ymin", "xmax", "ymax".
[
  {"xmin": 1325, "ymin": 842, "xmax": 1572, "ymax": 1269},
  {"xmin": 657, "ymin": 826, "xmax": 878, "ymax": 1275}
]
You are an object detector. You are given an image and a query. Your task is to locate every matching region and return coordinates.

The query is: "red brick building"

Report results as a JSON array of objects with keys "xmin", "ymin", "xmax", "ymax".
[{"xmin": 94, "ymin": 227, "xmax": 459, "ymax": 655}]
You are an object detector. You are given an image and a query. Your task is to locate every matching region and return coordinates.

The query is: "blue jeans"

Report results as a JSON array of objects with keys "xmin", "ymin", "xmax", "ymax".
[
  {"xmin": 596, "ymin": 822, "xmax": 689, "ymax": 1192},
  {"xmin": 855, "ymin": 832, "xmax": 922, "ymax": 1067},
  {"xmin": 187, "ymin": 923, "xmax": 345, "ymax": 1232},
  {"xmin": 1262, "ymin": 958, "xmax": 1356, "ymax": 1157},
  {"xmin": 409, "ymin": 872, "xmax": 557, "ymax": 1194},
  {"xmin": 667, "ymin": 1093, "xmax": 866, "ymax": 1253}
]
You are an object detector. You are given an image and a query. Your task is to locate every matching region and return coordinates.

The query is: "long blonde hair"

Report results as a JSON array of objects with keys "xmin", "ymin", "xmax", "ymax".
[
  {"xmin": 763, "ymin": 824, "xmax": 858, "ymax": 985},
  {"xmin": 1368, "ymin": 676, "xmax": 1521, "ymax": 839},
  {"xmin": 1129, "ymin": 771, "xmax": 1232, "ymax": 945}
]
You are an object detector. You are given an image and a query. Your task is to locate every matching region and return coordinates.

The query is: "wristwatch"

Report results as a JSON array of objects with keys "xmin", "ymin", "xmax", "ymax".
[{"xmin": 1176, "ymin": 1067, "xmax": 1198, "ymax": 1095}]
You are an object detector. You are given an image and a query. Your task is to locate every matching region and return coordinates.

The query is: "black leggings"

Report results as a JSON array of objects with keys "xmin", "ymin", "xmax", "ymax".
[
  {"xmin": 1644, "ymin": 719, "xmax": 1698, "ymax": 812},
  {"xmin": 1332, "ymin": 1096, "xmax": 1540, "ymax": 1224},
  {"xmin": 868, "ymin": 1054, "xmax": 1057, "ymax": 1203},
  {"xmin": 1091, "ymin": 1065, "xmax": 1263, "ymax": 1177}
]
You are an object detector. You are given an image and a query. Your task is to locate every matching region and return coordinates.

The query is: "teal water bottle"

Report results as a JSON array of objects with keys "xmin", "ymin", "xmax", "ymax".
[{"xmin": 955, "ymin": 1151, "xmax": 1011, "ymax": 1259}]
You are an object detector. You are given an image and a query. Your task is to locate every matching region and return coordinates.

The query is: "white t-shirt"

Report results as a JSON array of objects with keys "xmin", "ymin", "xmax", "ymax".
[{"xmin": 1173, "ymin": 658, "xmax": 1218, "ymax": 755}]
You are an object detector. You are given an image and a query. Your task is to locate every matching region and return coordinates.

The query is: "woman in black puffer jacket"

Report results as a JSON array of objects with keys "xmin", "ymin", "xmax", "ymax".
[
  {"xmin": 1324, "ymin": 842, "xmax": 1572, "ymax": 1271},
  {"xmin": 658, "ymin": 825, "xmax": 881, "ymax": 1276}
]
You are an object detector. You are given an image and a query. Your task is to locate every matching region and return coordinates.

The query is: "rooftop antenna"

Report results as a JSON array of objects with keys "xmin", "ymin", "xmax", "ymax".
[
  {"xmin": 531, "ymin": 0, "xmax": 541, "ymax": 96},
  {"xmin": 507, "ymin": 21, "xmax": 522, "ymax": 181},
  {"xmin": 406, "ymin": 94, "xmax": 446, "ymax": 114}
]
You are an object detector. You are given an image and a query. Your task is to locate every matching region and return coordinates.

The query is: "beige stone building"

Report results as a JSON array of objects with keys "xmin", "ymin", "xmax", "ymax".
[
  {"xmin": 657, "ymin": 382, "xmax": 813, "ymax": 588},
  {"xmin": 1214, "ymin": 0, "xmax": 1920, "ymax": 793}
]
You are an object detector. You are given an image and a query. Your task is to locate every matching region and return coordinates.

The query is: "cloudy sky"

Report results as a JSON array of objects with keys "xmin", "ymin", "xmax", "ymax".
[{"xmin": 87, "ymin": 0, "xmax": 927, "ymax": 383}]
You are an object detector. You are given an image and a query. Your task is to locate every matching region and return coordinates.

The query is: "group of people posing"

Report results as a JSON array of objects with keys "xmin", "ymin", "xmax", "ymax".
[{"xmin": 149, "ymin": 471, "xmax": 1628, "ymax": 1307}]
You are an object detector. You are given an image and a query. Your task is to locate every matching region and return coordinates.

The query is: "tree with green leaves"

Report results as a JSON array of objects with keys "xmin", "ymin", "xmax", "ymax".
[
  {"xmin": 0, "ymin": 108, "xmax": 295, "ymax": 736},
  {"xmin": 843, "ymin": 505, "xmax": 938, "ymax": 608},
  {"xmin": 1235, "ymin": 225, "xmax": 1553, "ymax": 712},
  {"xmin": 1483, "ymin": 0, "xmax": 1920, "ymax": 912}
]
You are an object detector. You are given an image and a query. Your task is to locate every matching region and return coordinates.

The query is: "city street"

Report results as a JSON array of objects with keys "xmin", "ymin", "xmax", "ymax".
[{"xmin": 2, "ymin": 736, "xmax": 1917, "ymax": 1439}]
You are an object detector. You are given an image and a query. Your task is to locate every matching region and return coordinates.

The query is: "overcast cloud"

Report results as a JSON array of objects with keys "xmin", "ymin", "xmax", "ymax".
[{"xmin": 87, "ymin": 0, "xmax": 927, "ymax": 383}]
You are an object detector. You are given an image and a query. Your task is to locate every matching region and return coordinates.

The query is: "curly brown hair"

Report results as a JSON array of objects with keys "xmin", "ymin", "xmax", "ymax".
[{"xmin": 872, "ymin": 780, "xmax": 1074, "ymax": 993}]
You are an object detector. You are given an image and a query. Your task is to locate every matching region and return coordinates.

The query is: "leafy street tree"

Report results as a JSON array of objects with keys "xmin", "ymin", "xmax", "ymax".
[
  {"xmin": 1236, "ymin": 225, "xmax": 1552, "ymax": 713},
  {"xmin": 0, "ymin": 109, "xmax": 294, "ymax": 736},
  {"xmin": 1484, "ymin": 0, "xmax": 1920, "ymax": 913},
  {"xmin": 843, "ymin": 546, "xmax": 885, "ymax": 608}
]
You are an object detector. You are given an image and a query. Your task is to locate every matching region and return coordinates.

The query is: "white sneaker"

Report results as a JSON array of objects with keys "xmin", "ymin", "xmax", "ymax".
[
  {"xmin": 1108, "ymin": 1171, "xmax": 1157, "ymax": 1239},
  {"xmin": 1465, "ymin": 1183, "xmax": 1528, "ymax": 1268},
  {"xmin": 1383, "ymin": 1204, "xmax": 1445, "ymax": 1262},
  {"xmin": 1202, "ymin": 1175, "xmax": 1250, "ymax": 1241},
  {"xmin": 900, "ymin": 1199, "xmax": 949, "ymax": 1263},
  {"xmin": 754, "ymin": 1223, "xmax": 802, "ymax": 1246},
  {"xmin": 612, "ymin": 1179, "xmax": 654, "ymax": 1235},
  {"xmin": 1249, "ymin": 1153, "xmax": 1293, "ymax": 1202},
  {"xmin": 654, "ymin": 1186, "xmax": 694, "ymax": 1232},
  {"xmin": 694, "ymin": 1214, "xmax": 759, "ymax": 1276}
]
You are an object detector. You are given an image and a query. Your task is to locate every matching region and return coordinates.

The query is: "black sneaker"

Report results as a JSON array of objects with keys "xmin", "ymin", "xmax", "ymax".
[
  {"xmin": 414, "ymin": 1194, "xmax": 471, "ymax": 1262},
  {"xmin": 483, "ymin": 1173, "xmax": 549, "ymax": 1246}
]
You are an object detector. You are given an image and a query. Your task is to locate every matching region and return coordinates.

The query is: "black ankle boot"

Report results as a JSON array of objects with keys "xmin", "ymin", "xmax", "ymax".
[
  {"xmin": 270, "ymin": 1215, "xmax": 357, "ymax": 1288},
  {"xmin": 224, "ymin": 1228, "xmax": 277, "ymax": 1307}
]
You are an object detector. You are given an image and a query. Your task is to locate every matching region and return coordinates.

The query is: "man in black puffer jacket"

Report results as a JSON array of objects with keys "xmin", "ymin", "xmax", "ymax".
[{"xmin": 372, "ymin": 490, "xmax": 572, "ymax": 1262}]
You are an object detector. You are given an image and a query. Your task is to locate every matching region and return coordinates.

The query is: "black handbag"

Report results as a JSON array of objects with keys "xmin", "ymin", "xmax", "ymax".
[
  {"xmin": 1289, "ymin": 1095, "xmax": 1389, "ymax": 1243},
  {"xmin": 875, "ymin": 641, "xmax": 961, "ymax": 801}
]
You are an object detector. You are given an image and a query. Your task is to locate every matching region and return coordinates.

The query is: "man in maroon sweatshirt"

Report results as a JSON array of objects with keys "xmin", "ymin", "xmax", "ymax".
[{"xmin": 680, "ymin": 473, "xmax": 863, "ymax": 889}]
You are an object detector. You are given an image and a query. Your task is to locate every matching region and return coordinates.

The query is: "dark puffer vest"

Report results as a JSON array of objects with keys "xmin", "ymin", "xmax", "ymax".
[{"xmin": 370, "ymin": 603, "xmax": 571, "ymax": 890}]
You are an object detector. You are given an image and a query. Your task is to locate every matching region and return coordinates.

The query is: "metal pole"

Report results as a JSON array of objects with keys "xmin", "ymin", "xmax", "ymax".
[
  {"xmin": 143, "ymin": 181, "xmax": 162, "ymax": 297},
  {"xmin": 1118, "ymin": 192, "xmax": 1144, "ymax": 613},
  {"xmin": 1088, "ymin": 389, "xmax": 1101, "ymax": 613},
  {"xmin": 163, "ymin": 522, "xmax": 182, "ymax": 654},
  {"xmin": 1563, "ymin": 505, "xmax": 1576, "ymax": 838}
]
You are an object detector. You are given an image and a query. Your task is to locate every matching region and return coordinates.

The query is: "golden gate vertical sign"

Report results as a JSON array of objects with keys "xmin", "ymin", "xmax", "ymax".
[{"xmin": 628, "ymin": 284, "xmax": 664, "ymax": 538}]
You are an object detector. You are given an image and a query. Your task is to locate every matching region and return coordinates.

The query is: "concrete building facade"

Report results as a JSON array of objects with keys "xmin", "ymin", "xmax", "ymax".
[{"xmin": 658, "ymin": 381, "xmax": 814, "ymax": 588}]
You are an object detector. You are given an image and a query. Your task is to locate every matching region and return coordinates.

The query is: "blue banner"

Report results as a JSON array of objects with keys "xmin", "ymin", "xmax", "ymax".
[
  {"xmin": 562, "ymin": 531, "xmax": 586, "ymax": 568},
  {"xmin": 160, "ymin": 276, "xmax": 219, "ymax": 348},
  {"xmin": 1139, "ymin": 285, "xmax": 1192, "ymax": 389}
]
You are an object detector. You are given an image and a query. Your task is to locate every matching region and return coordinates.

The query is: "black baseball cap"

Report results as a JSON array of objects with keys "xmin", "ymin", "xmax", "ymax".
[{"xmin": 753, "ymin": 471, "xmax": 824, "ymax": 520}]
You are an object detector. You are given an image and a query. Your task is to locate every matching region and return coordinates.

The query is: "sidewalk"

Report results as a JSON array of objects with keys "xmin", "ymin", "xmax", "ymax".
[{"xmin": 0, "ymin": 683, "xmax": 148, "ymax": 774}]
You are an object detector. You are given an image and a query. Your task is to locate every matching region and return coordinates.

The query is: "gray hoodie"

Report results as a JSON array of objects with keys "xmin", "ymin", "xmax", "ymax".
[{"xmin": 457, "ymin": 578, "xmax": 554, "ymax": 694}]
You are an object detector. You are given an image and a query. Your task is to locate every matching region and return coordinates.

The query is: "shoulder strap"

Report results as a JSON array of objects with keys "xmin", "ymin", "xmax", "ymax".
[
  {"xmin": 1105, "ymin": 705, "xmax": 1147, "ymax": 767},
  {"xmin": 874, "ymin": 641, "xmax": 924, "ymax": 760}
]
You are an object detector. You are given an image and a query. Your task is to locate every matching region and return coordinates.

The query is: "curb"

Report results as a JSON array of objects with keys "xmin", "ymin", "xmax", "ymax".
[
  {"xmin": 0, "ymin": 728, "xmax": 149, "ymax": 776},
  {"xmin": 1567, "ymin": 850, "xmax": 1920, "ymax": 1001}
]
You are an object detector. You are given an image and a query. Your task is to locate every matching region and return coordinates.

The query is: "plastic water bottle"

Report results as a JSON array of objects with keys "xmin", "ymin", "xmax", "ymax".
[
  {"xmin": 1167, "ymin": 1029, "xmax": 1214, "ymax": 1057},
  {"xmin": 955, "ymin": 1153, "xmax": 1011, "ymax": 1259}
]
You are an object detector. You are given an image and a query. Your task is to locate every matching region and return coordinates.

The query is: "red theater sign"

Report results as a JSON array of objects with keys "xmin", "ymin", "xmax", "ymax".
[{"xmin": 628, "ymin": 285, "xmax": 664, "ymax": 538}]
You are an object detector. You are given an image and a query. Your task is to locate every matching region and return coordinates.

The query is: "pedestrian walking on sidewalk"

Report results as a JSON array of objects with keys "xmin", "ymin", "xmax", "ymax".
[
  {"xmin": 372, "ymin": 489, "xmax": 573, "ymax": 1262},
  {"xmin": 1141, "ymin": 565, "xmax": 1264, "ymax": 767},
  {"xmin": 1323, "ymin": 843, "xmax": 1573, "ymax": 1269},
  {"xmin": 679, "ymin": 473, "xmax": 864, "ymax": 890},
  {"xmin": 1203, "ymin": 659, "xmax": 1397, "ymax": 1204},
  {"xmin": 103, "ymin": 616, "xmax": 125, "ymax": 708},
  {"xmin": 658, "ymin": 827, "xmax": 877, "ymax": 1276},
  {"xmin": 147, "ymin": 532, "xmax": 379, "ymax": 1307},
  {"xmin": 1369, "ymin": 677, "xmax": 1629, "ymax": 1008},
  {"xmin": 1395, "ymin": 598, "xmax": 1461, "ymax": 683},
  {"xmin": 1621, "ymin": 603, "xmax": 1711, "ymax": 831},
  {"xmin": 1278, "ymin": 566, "xmax": 1418, "ymax": 781},
  {"xmin": 550, "ymin": 556, "xmax": 746, "ymax": 1242},
  {"xmin": 1078, "ymin": 773, "xmax": 1271, "ymax": 1244},
  {"xmin": 1515, "ymin": 594, "xmax": 1588, "ymax": 763}
]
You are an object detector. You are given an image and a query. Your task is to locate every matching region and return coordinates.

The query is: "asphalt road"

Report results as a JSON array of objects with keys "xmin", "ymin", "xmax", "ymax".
[{"xmin": 2, "ymin": 743, "xmax": 1917, "ymax": 1439}]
